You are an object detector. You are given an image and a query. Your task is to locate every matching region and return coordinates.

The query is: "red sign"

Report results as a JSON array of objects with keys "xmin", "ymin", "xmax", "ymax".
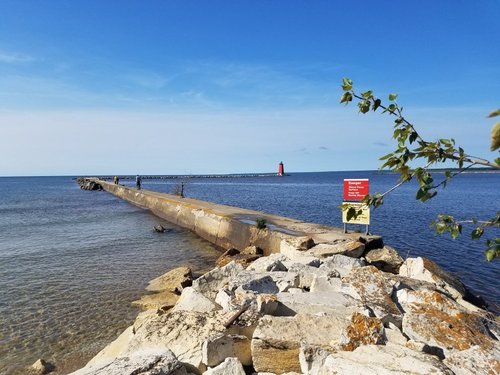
[{"xmin": 343, "ymin": 179, "xmax": 369, "ymax": 201}]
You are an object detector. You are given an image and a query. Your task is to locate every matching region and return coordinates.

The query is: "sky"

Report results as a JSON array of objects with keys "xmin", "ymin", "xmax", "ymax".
[{"xmin": 0, "ymin": 0, "xmax": 499, "ymax": 176}]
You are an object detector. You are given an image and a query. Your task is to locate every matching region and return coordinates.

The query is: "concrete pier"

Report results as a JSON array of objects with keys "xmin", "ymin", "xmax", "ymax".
[{"xmin": 82, "ymin": 178, "xmax": 382, "ymax": 255}]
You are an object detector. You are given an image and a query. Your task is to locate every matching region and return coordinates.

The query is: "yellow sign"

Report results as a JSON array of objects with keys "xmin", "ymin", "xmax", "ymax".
[{"xmin": 342, "ymin": 202, "xmax": 370, "ymax": 225}]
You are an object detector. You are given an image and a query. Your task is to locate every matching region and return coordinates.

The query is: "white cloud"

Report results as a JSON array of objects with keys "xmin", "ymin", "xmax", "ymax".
[{"xmin": 0, "ymin": 51, "xmax": 34, "ymax": 64}]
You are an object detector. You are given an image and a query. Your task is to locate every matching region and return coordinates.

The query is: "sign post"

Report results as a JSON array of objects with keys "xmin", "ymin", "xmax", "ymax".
[{"xmin": 342, "ymin": 179, "xmax": 370, "ymax": 234}]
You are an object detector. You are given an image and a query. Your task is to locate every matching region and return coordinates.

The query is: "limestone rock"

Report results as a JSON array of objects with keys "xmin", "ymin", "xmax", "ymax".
[
  {"xmin": 299, "ymin": 343, "xmax": 333, "ymax": 375},
  {"xmin": 216, "ymin": 248, "xmax": 261, "ymax": 268},
  {"xmin": 173, "ymin": 287, "xmax": 220, "ymax": 313},
  {"xmin": 202, "ymin": 334, "xmax": 252, "ymax": 367},
  {"xmin": 284, "ymin": 263, "xmax": 331, "ymax": 290},
  {"xmin": 309, "ymin": 240, "xmax": 365, "ymax": 258},
  {"xmin": 229, "ymin": 270, "xmax": 299, "ymax": 294},
  {"xmin": 251, "ymin": 314, "xmax": 348, "ymax": 374},
  {"xmin": 204, "ymin": 357, "xmax": 246, "ymax": 375},
  {"xmin": 247, "ymin": 253, "xmax": 288, "ymax": 272},
  {"xmin": 310, "ymin": 274, "xmax": 342, "ymax": 293},
  {"xmin": 132, "ymin": 290, "xmax": 179, "ymax": 310},
  {"xmin": 397, "ymin": 289, "xmax": 495, "ymax": 358},
  {"xmin": 30, "ymin": 359, "xmax": 55, "ymax": 375},
  {"xmin": 276, "ymin": 291, "xmax": 361, "ymax": 317},
  {"xmin": 339, "ymin": 312, "xmax": 386, "ymax": 351},
  {"xmin": 192, "ymin": 261, "xmax": 244, "ymax": 300},
  {"xmin": 365, "ymin": 245, "xmax": 404, "ymax": 274},
  {"xmin": 241, "ymin": 245, "xmax": 264, "ymax": 255},
  {"xmin": 70, "ymin": 349, "xmax": 186, "ymax": 375},
  {"xmin": 146, "ymin": 266, "xmax": 192, "ymax": 293},
  {"xmin": 341, "ymin": 266, "xmax": 402, "ymax": 325},
  {"xmin": 399, "ymin": 257, "xmax": 466, "ymax": 300},
  {"xmin": 320, "ymin": 254, "xmax": 366, "ymax": 277},
  {"xmin": 319, "ymin": 343, "xmax": 454, "ymax": 374},
  {"xmin": 384, "ymin": 322, "xmax": 408, "ymax": 346},
  {"xmin": 443, "ymin": 344, "xmax": 500, "ymax": 375}
]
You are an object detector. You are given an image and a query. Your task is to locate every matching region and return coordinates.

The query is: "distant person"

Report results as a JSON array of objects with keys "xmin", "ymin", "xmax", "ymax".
[
  {"xmin": 114, "ymin": 176, "xmax": 119, "ymax": 185},
  {"xmin": 136, "ymin": 175, "xmax": 142, "ymax": 190}
]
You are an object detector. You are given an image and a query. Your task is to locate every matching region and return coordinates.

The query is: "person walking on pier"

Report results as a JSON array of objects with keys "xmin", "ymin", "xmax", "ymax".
[
  {"xmin": 135, "ymin": 175, "xmax": 142, "ymax": 190},
  {"xmin": 114, "ymin": 176, "xmax": 119, "ymax": 185}
]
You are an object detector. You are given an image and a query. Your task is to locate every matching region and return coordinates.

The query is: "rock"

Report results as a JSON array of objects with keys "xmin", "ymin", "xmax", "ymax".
[
  {"xmin": 309, "ymin": 274, "xmax": 342, "ymax": 293},
  {"xmin": 320, "ymin": 254, "xmax": 366, "ymax": 277},
  {"xmin": 309, "ymin": 240, "xmax": 365, "ymax": 258},
  {"xmin": 146, "ymin": 266, "xmax": 193, "ymax": 293},
  {"xmin": 319, "ymin": 343, "xmax": 454, "ymax": 375},
  {"xmin": 132, "ymin": 290, "xmax": 179, "ymax": 310},
  {"xmin": 251, "ymin": 314, "xmax": 348, "ymax": 374},
  {"xmin": 70, "ymin": 349, "xmax": 186, "ymax": 375},
  {"xmin": 365, "ymin": 245, "xmax": 404, "ymax": 274},
  {"xmin": 341, "ymin": 266, "xmax": 402, "ymax": 325},
  {"xmin": 299, "ymin": 343, "xmax": 333, "ymax": 375},
  {"xmin": 279, "ymin": 237, "xmax": 316, "ymax": 259},
  {"xmin": 384, "ymin": 322, "xmax": 408, "ymax": 346},
  {"xmin": 202, "ymin": 334, "xmax": 252, "ymax": 367},
  {"xmin": 283, "ymin": 263, "xmax": 332, "ymax": 290},
  {"xmin": 192, "ymin": 261, "xmax": 244, "ymax": 300},
  {"xmin": 276, "ymin": 291, "xmax": 362, "ymax": 317},
  {"xmin": 397, "ymin": 289, "xmax": 495, "ymax": 358},
  {"xmin": 339, "ymin": 312, "xmax": 386, "ymax": 351},
  {"xmin": 216, "ymin": 253, "xmax": 262, "ymax": 268},
  {"xmin": 173, "ymin": 287, "xmax": 220, "ymax": 313},
  {"xmin": 399, "ymin": 257, "xmax": 466, "ymax": 301},
  {"xmin": 204, "ymin": 357, "xmax": 246, "ymax": 375},
  {"xmin": 241, "ymin": 245, "xmax": 264, "ymax": 255},
  {"xmin": 228, "ymin": 270, "xmax": 299, "ymax": 294},
  {"xmin": 30, "ymin": 359, "xmax": 55, "ymax": 375},
  {"xmin": 443, "ymin": 344, "xmax": 500, "ymax": 375},
  {"xmin": 247, "ymin": 253, "xmax": 288, "ymax": 272}
]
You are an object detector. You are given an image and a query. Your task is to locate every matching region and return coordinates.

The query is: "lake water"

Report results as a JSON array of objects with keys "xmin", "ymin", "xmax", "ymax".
[{"xmin": 0, "ymin": 172, "xmax": 498, "ymax": 374}]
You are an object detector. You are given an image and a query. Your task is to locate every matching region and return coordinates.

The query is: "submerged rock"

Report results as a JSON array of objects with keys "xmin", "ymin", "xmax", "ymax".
[{"xmin": 29, "ymin": 359, "xmax": 55, "ymax": 375}]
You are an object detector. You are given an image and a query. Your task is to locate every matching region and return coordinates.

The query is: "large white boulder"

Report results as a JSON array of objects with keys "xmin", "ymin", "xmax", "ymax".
[
  {"xmin": 251, "ymin": 314, "xmax": 348, "ymax": 374},
  {"xmin": 70, "ymin": 349, "xmax": 187, "ymax": 375},
  {"xmin": 318, "ymin": 343, "xmax": 454, "ymax": 374},
  {"xmin": 320, "ymin": 254, "xmax": 366, "ymax": 277},
  {"xmin": 443, "ymin": 344, "xmax": 500, "ymax": 375},
  {"xmin": 203, "ymin": 357, "xmax": 246, "ymax": 375},
  {"xmin": 192, "ymin": 262, "xmax": 244, "ymax": 300},
  {"xmin": 276, "ymin": 291, "xmax": 361, "ymax": 317},
  {"xmin": 202, "ymin": 334, "xmax": 251, "ymax": 367},
  {"xmin": 173, "ymin": 287, "xmax": 220, "ymax": 313},
  {"xmin": 246, "ymin": 253, "xmax": 288, "ymax": 272}
]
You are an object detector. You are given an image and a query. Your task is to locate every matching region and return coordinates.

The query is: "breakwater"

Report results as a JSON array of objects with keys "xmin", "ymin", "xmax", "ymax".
[
  {"xmin": 79, "ymin": 178, "xmax": 382, "ymax": 255},
  {"xmin": 66, "ymin": 178, "xmax": 499, "ymax": 375}
]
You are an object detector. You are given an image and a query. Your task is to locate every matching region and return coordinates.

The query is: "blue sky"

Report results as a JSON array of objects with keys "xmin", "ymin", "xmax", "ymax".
[{"xmin": 0, "ymin": 1, "xmax": 499, "ymax": 176}]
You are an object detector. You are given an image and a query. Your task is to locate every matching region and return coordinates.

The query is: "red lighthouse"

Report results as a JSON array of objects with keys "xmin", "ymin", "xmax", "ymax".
[{"xmin": 278, "ymin": 161, "xmax": 285, "ymax": 176}]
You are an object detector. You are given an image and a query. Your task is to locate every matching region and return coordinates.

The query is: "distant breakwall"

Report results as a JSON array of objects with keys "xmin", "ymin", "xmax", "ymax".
[{"xmin": 79, "ymin": 178, "xmax": 382, "ymax": 255}]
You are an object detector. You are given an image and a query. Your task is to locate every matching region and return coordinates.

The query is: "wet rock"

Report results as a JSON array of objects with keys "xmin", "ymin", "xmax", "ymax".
[
  {"xmin": 204, "ymin": 357, "xmax": 246, "ymax": 375},
  {"xmin": 251, "ymin": 314, "xmax": 348, "ymax": 374},
  {"xmin": 202, "ymin": 334, "xmax": 252, "ymax": 367},
  {"xmin": 72, "ymin": 350, "xmax": 186, "ymax": 375},
  {"xmin": 365, "ymin": 245, "xmax": 404, "ymax": 274},
  {"xmin": 319, "ymin": 343, "xmax": 454, "ymax": 375},
  {"xmin": 173, "ymin": 287, "xmax": 220, "ymax": 313},
  {"xmin": 397, "ymin": 289, "xmax": 496, "ymax": 358},
  {"xmin": 339, "ymin": 312, "xmax": 386, "ymax": 351},
  {"xmin": 192, "ymin": 261, "xmax": 244, "ymax": 300},
  {"xmin": 30, "ymin": 359, "xmax": 55, "ymax": 375},
  {"xmin": 132, "ymin": 290, "xmax": 179, "ymax": 310},
  {"xmin": 146, "ymin": 266, "xmax": 192, "ymax": 294}
]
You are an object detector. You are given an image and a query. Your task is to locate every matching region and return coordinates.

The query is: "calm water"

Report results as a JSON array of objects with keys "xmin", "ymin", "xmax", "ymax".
[{"xmin": 0, "ymin": 172, "xmax": 499, "ymax": 374}]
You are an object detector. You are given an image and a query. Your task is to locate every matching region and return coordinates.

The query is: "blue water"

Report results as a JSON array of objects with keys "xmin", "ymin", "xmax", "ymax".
[{"xmin": 0, "ymin": 172, "xmax": 498, "ymax": 374}]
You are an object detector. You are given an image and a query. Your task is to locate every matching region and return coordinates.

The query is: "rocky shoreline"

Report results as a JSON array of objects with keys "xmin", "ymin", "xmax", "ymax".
[{"xmin": 62, "ymin": 235, "xmax": 498, "ymax": 375}]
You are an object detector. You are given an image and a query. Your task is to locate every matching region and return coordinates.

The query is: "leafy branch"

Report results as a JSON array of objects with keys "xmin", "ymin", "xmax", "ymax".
[{"xmin": 340, "ymin": 78, "xmax": 500, "ymax": 261}]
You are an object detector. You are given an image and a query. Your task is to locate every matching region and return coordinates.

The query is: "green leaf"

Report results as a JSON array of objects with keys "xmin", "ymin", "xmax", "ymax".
[
  {"xmin": 372, "ymin": 99, "xmax": 381, "ymax": 111},
  {"xmin": 361, "ymin": 90, "xmax": 373, "ymax": 99},
  {"xmin": 342, "ymin": 78, "xmax": 353, "ymax": 92},
  {"xmin": 358, "ymin": 100, "xmax": 371, "ymax": 114},
  {"xmin": 485, "ymin": 249, "xmax": 496, "ymax": 261},
  {"xmin": 471, "ymin": 227, "xmax": 484, "ymax": 239},
  {"xmin": 416, "ymin": 188, "xmax": 427, "ymax": 200},
  {"xmin": 389, "ymin": 93, "xmax": 398, "ymax": 101},
  {"xmin": 491, "ymin": 122, "xmax": 500, "ymax": 151},
  {"xmin": 494, "ymin": 157, "xmax": 500, "ymax": 166},
  {"xmin": 379, "ymin": 152, "xmax": 394, "ymax": 161},
  {"xmin": 340, "ymin": 92, "xmax": 353, "ymax": 104},
  {"xmin": 487, "ymin": 108, "xmax": 500, "ymax": 118}
]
